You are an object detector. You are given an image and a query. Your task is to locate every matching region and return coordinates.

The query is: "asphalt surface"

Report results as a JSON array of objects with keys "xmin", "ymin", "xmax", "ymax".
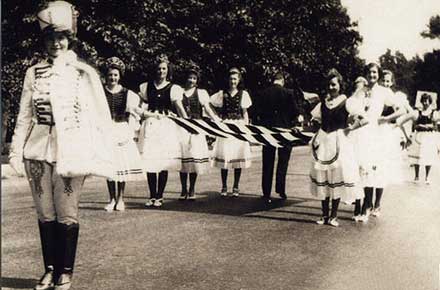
[{"xmin": 2, "ymin": 147, "xmax": 440, "ymax": 290}]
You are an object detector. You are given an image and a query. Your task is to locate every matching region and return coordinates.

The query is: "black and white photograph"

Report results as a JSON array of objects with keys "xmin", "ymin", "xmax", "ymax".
[{"xmin": 1, "ymin": 1, "xmax": 440, "ymax": 289}]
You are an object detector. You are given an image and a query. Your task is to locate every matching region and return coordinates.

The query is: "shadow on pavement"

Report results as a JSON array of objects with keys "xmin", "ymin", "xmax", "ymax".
[
  {"xmin": 243, "ymin": 214, "xmax": 317, "ymax": 223},
  {"xmin": 291, "ymin": 204, "xmax": 354, "ymax": 214},
  {"xmin": 272, "ymin": 209, "xmax": 353, "ymax": 221},
  {"xmin": 78, "ymin": 191, "xmax": 347, "ymax": 224},
  {"xmin": 285, "ymin": 172, "xmax": 309, "ymax": 176},
  {"xmin": 1, "ymin": 277, "xmax": 38, "ymax": 289},
  {"xmin": 133, "ymin": 192, "xmax": 319, "ymax": 224}
]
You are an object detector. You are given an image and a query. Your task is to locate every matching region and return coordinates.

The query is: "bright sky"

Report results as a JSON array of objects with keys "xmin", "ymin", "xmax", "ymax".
[{"xmin": 341, "ymin": 0, "xmax": 440, "ymax": 62}]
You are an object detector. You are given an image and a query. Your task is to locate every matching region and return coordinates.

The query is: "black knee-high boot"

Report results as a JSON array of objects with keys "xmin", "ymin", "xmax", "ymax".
[
  {"xmin": 147, "ymin": 173, "xmax": 157, "ymax": 199},
  {"xmin": 117, "ymin": 182, "xmax": 125, "ymax": 198},
  {"xmin": 55, "ymin": 223, "xmax": 79, "ymax": 290},
  {"xmin": 157, "ymin": 171, "xmax": 168, "ymax": 199},
  {"xmin": 233, "ymin": 168, "xmax": 242, "ymax": 189},
  {"xmin": 374, "ymin": 188, "xmax": 383, "ymax": 209},
  {"xmin": 188, "ymin": 173, "xmax": 197, "ymax": 199},
  {"xmin": 179, "ymin": 172, "xmax": 188, "ymax": 200},
  {"xmin": 221, "ymin": 169, "xmax": 228, "ymax": 189},
  {"xmin": 321, "ymin": 197, "xmax": 330, "ymax": 218},
  {"xmin": 414, "ymin": 164, "xmax": 420, "ymax": 180},
  {"xmin": 35, "ymin": 221, "xmax": 57, "ymax": 290},
  {"xmin": 317, "ymin": 197, "xmax": 331, "ymax": 224},
  {"xmin": 330, "ymin": 198, "xmax": 340, "ymax": 218},
  {"xmin": 106, "ymin": 180, "xmax": 116, "ymax": 201},
  {"xmin": 354, "ymin": 199, "xmax": 362, "ymax": 216},
  {"xmin": 425, "ymin": 165, "xmax": 431, "ymax": 181},
  {"xmin": 361, "ymin": 187, "xmax": 373, "ymax": 215}
]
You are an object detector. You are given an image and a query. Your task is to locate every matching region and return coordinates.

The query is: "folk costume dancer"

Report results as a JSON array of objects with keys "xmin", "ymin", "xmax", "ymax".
[
  {"xmin": 407, "ymin": 93, "xmax": 440, "ymax": 184},
  {"xmin": 137, "ymin": 54, "xmax": 188, "ymax": 208},
  {"xmin": 309, "ymin": 69, "xmax": 364, "ymax": 226},
  {"xmin": 102, "ymin": 57, "xmax": 144, "ymax": 212},
  {"xmin": 179, "ymin": 62, "xmax": 221, "ymax": 200},
  {"xmin": 354, "ymin": 63, "xmax": 405, "ymax": 221},
  {"xmin": 210, "ymin": 67, "xmax": 252, "ymax": 197}
]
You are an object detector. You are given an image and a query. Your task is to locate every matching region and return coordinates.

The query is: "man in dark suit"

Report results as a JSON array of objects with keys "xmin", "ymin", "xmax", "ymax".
[{"xmin": 253, "ymin": 72, "xmax": 300, "ymax": 203}]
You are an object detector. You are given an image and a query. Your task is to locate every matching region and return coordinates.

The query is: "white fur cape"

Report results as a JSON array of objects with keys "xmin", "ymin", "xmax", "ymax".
[{"xmin": 49, "ymin": 51, "xmax": 116, "ymax": 178}]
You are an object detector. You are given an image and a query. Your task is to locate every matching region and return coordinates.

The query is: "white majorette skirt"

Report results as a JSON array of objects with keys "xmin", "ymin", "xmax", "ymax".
[
  {"xmin": 310, "ymin": 129, "xmax": 363, "ymax": 203},
  {"xmin": 138, "ymin": 116, "xmax": 182, "ymax": 173},
  {"xmin": 408, "ymin": 131, "xmax": 440, "ymax": 166},
  {"xmin": 211, "ymin": 119, "xmax": 252, "ymax": 169},
  {"xmin": 353, "ymin": 123, "xmax": 402, "ymax": 188},
  {"xmin": 180, "ymin": 132, "xmax": 210, "ymax": 174},
  {"xmin": 110, "ymin": 122, "xmax": 145, "ymax": 182}
]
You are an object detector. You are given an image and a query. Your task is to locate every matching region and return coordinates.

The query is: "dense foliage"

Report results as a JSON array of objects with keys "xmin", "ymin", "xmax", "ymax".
[
  {"xmin": 379, "ymin": 49, "xmax": 418, "ymax": 102},
  {"xmin": 379, "ymin": 14, "xmax": 440, "ymax": 107},
  {"xmin": 2, "ymin": 0, "xmax": 365, "ymax": 142},
  {"xmin": 421, "ymin": 15, "xmax": 440, "ymax": 39}
]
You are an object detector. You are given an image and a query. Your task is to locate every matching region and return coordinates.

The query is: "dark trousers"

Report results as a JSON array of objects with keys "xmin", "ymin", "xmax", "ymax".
[{"xmin": 262, "ymin": 146, "xmax": 292, "ymax": 197}]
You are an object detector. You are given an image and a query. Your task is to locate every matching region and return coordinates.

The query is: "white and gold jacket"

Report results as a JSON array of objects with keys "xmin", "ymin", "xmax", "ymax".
[{"xmin": 10, "ymin": 51, "xmax": 116, "ymax": 178}]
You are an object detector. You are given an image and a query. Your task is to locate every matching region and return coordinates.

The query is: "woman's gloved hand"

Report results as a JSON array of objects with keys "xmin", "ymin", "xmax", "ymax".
[{"xmin": 9, "ymin": 156, "xmax": 25, "ymax": 177}]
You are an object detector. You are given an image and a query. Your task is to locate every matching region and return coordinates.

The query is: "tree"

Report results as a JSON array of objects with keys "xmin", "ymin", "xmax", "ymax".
[
  {"xmin": 412, "ymin": 50, "xmax": 440, "ymax": 108},
  {"xmin": 379, "ymin": 49, "xmax": 417, "ymax": 103},
  {"xmin": 377, "ymin": 13, "xmax": 440, "ymax": 107},
  {"xmin": 2, "ymin": 0, "xmax": 364, "ymax": 143},
  {"xmin": 414, "ymin": 14, "xmax": 440, "ymax": 108},
  {"xmin": 421, "ymin": 15, "xmax": 440, "ymax": 39}
]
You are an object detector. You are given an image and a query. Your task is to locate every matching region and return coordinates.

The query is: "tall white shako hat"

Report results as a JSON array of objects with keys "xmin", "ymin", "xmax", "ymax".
[{"xmin": 37, "ymin": 1, "xmax": 79, "ymax": 33}]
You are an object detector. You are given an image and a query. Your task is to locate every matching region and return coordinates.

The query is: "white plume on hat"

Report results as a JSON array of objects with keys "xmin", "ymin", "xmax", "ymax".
[{"xmin": 37, "ymin": 1, "xmax": 79, "ymax": 33}]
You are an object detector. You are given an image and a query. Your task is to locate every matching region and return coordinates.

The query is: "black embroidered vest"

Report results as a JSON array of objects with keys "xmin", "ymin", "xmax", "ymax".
[
  {"xmin": 182, "ymin": 89, "xmax": 203, "ymax": 119},
  {"xmin": 145, "ymin": 82, "xmax": 173, "ymax": 114},
  {"xmin": 320, "ymin": 100, "xmax": 349, "ymax": 133},
  {"xmin": 221, "ymin": 90, "xmax": 243, "ymax": 120},
  {"xmin": 415, "ymin": 109, "xmax": 434, "ymax": 131},
  {"xmin": 105, "ymin": 87, "xmax": 129, "ymax": 122}
]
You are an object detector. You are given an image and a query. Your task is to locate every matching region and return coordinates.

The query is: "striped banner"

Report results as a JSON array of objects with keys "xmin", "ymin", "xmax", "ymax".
[{"xmin": 169, "ymin": 117, "xmax": 313, "ymax": 148}]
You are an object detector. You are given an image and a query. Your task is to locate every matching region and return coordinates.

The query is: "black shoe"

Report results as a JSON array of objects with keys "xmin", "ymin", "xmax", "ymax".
[
  {"xmin": 261, "ymin": 196, "xmax": 272, "ymax": 204},
  {"xmin": 316, "ymin": 217, "xmax": 329, "ymax": 225},
  {"xmin": 34, "ymin": 270, "xmax": 55, "ymax": 290},
  {"xmin": 220, "ymin": 187, "xmax": 228, "ymax": 197},
  {"xmin": 178, "ymin": 191, "xmax": 188, "ymax": 200},
  {"xmin": 188, "ymin": 190, "xmax": 196, "ymax": 201},
  {"xmin": 278, "ymin": 192, "xmax": 287, "ymax": 200}
]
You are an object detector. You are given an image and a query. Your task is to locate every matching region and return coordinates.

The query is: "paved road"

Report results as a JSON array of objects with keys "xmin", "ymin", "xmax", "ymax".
[{"xmin": 2, "ymin": 148, "xmax": 440, "ymax": 290}]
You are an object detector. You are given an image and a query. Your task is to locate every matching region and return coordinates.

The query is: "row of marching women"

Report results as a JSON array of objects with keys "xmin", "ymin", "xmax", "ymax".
[
  {"xmin": 101, "ymin": 54, "xmax": 253, "ymax": 210},
  {"xmin": 308, "ymin": 64, "xmax": 440, "ymax": 228},
  {"xmin": 370, "ymin": 70, "xmax": 440, "ymax": 184}
]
